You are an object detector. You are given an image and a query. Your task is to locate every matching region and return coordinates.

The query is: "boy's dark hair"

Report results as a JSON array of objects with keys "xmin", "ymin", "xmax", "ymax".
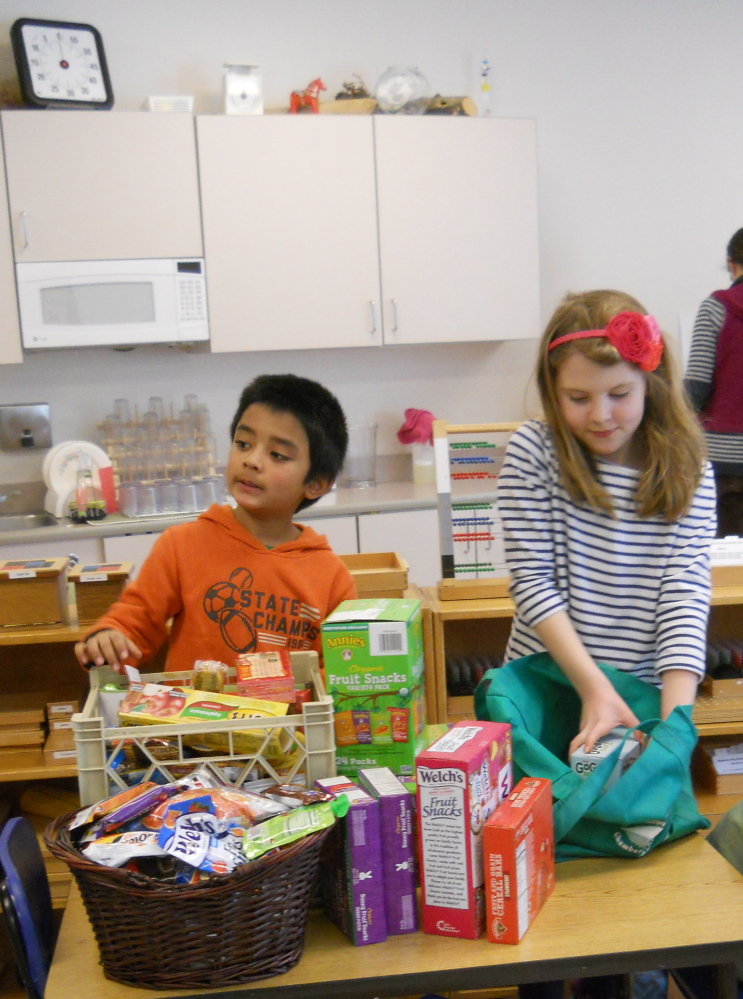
[
  {"xmin": 728, "ymin": 228, "xmax": 743, "ymax": 267},
  {"xmin": 230, "ymin": 374, "xmax": 348, "ymax": 511}
]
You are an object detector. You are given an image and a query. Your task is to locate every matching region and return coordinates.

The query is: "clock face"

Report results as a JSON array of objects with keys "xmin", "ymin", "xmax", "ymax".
[{"xmin": 11, "ymin": 18, "xmax": 113, "ymax": 109}]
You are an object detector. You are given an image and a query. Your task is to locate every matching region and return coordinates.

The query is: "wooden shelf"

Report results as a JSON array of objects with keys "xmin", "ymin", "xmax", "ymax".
[
  {"xmin": 0, "ymin": 747, "xmax": 77, "ymax": 782},
  {"xmin": 0, "ymin": 623, "xmax": 85, "ymax": 646}
]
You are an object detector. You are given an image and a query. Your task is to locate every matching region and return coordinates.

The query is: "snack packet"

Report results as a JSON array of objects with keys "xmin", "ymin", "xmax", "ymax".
[
  {"xmin": 151, "ymin": 786, "xmax": 289, "ymax": 873},
  {"xmin": 81, "ymin": 829, "xmax": 168, "ymax": 867},
  {"xmin": 70, "ymin": 782, "xmax": 160, "ymax": 832},
  {"xmin": 242, "ymin": 795, "xmax": 349, "ymax": 861},
  {"xmin": 193, "ymin": 660, "xmax": 229, "ymax": 694}
]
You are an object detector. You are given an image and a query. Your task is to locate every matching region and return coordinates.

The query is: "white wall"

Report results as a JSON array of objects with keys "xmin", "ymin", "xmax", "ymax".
[{"xmin": 0, "ymin": 0, "xmax": 740, "ymax": 482}]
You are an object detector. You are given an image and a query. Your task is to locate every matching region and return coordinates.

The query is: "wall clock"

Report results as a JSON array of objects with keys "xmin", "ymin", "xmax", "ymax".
[{"xmin": 10, "ymin": 18, "xmax": 114, "ymax": 109}]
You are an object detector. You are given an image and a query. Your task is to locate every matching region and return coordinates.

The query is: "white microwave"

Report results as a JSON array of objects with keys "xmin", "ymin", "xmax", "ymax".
[{"xmin": 16, "ymin": 258, "xmax": 209, "ymax": 349}]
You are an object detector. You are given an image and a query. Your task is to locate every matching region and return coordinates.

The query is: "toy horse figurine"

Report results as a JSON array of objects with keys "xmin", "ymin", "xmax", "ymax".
[{"xmin": 289, "ymin": 77, "xmax": 326, "ymax": 113}]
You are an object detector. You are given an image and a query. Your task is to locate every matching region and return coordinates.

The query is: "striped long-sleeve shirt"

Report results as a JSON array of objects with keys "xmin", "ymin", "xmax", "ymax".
[
  {"xmin": 685, "ymin": 292, "xmax": 743, "ymax": 473},
  {"xmin": 496, "ymin": 420, "xmax": 716, "ymax": 685}
]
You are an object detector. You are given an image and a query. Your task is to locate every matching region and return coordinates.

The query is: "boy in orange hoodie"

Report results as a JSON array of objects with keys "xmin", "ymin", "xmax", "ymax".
[{"xmin": 75, "ymin": 374, "xmax": 357, "ymax": 672}]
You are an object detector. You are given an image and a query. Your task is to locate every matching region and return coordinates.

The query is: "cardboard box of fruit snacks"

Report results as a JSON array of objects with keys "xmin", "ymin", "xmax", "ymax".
[{"xmin": 321, "ymin": 599, "xmax": 427, "ymax": 778}]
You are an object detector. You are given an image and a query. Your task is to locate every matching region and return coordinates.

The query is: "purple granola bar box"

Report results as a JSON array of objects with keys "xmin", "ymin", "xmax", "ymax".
[
  {"xmin": 358, "ymin": 767, "xmax": 418, "ymax": 934},
  {"xmin": 315, "ymin": 776, "xmax": 387, "ymax": 945}
]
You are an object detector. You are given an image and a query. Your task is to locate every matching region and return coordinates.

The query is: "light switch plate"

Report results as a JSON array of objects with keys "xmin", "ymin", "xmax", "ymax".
[{"xmin": 0, "ymin": 403, "xmax": 52, "ymax": 450}]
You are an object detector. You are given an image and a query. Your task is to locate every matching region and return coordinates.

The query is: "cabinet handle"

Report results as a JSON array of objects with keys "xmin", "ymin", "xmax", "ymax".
[
  {"xmin": 369, "ymin": 300, "xmax": 378, "ymax": 335},
  {"xmin": 391, "ymin": 299, "xmax": 399, "ymax": 333},
  {"xmin": 20, "ymin": 211, "xmax": 28, "ymax": 250}
]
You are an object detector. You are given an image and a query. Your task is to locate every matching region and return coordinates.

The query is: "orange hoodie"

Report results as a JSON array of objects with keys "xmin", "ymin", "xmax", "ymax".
[{"xmin": 90, "ymin": 503, "xmax": 357, "ymax": 671}]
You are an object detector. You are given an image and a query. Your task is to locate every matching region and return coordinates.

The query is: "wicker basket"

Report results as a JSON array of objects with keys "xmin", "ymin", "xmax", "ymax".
[{"xmin": 45, "ymin": 810, "xmax": 332, "ymax": 990}]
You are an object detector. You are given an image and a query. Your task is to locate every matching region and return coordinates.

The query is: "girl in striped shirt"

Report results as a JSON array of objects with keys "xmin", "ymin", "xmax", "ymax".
[{"xmin": 497, "ymin": 289, "xmax": 716, "ymax": 762}]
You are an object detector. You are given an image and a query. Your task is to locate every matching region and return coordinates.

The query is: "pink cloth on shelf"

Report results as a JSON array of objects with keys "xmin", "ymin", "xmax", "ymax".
[{"xmin": 397, "ymin": 408, "xmax": 435, "ymax": 445}]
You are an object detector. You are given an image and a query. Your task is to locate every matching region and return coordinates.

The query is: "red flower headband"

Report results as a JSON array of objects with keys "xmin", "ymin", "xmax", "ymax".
[{"xmin": 548, "ymin": 311, "xmax": 664, "ymax": 372}]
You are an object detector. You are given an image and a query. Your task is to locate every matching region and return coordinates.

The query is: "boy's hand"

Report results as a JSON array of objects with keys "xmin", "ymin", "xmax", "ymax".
[
  {"xmin": 75, "ymin": 629, "xmax": 142, "ymax": 672},
  {"xmin": 569, "ymin": 679, "xmax": 640, "ymax": 757}
]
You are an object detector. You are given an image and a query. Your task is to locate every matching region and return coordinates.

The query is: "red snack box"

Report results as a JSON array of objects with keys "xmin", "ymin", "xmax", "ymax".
[
  {"xmin": 235, "ymin": 650, "xmax": 296, "ymax": 703},
  {"xmin": 483, "ymin": 777, "xmax": 554, "ymax": 944},
  {"xmin": 416, "ymin": 720, "xmax": 512, "ymax": 939}
]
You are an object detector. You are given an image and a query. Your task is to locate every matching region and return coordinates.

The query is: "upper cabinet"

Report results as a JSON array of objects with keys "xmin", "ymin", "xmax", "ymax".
[
  {"xmin": 1, "ymin": 111, "xmax": 203, "ymax": 263},
  {"xmin": 197, "ymin": 115, "xmax": 539, "ymax": 352},
  {"xmin": 0, "ymin": 127, "xmax": 22, "ymax": 364},
  {"xmin": 196, "ymin": 116, "xmax": 382, "ymax": 352},
  {"xmin": 374, "ymin": 117, "xmax": 539, "ymax": 345}
]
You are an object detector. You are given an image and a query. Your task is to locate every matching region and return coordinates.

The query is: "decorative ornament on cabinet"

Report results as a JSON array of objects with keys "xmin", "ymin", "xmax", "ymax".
[
  {"xmin": 223, "ymin": 64, "xmax": 263, "ymax": 116},
  {"xmin": 289, "ymin": 78, "xmax": 326, "ymax": 114},
  {"xmin": 10, "ymin": 18, "xmax": 113, "ymax": 110}
]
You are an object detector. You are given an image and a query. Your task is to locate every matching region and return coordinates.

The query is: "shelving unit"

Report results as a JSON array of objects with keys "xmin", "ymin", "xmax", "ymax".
[{"xmin": 420, "ymin": 583, "xmax": 743, "ymax": 826}]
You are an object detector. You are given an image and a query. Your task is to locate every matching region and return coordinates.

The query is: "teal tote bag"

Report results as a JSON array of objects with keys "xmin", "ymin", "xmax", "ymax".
[{"xmin": 474, "ymin": 652, "xmax": 709, "ymax": 860}]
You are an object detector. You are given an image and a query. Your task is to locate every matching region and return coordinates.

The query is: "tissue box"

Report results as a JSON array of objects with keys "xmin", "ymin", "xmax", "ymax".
[
  {"xmin": 484, "ymin": 777, "xmax": 554, "ymax": 944},
  {"xmin": 357, "ymin": 767, "xmax": 417, "ymax": 934},
  {"xmin": 416, "ymin": 720, "xmax": 512, "ymax": 939},
  {"xmin": 315, "ymin": 775, "xmax": 387, "ymax": 945},
  {"xmin": 321, "ymin": 598, "xmax": 427, "ymax": 778}
]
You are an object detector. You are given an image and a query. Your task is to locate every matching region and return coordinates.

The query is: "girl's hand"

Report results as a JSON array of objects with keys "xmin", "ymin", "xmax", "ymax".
[
  {"xmin": 75, "ymin": 629, "xmax": 142, "ymax": 672},
  {"xmin": 569, "ymin": 677, "xmax": 640, "ymax": 756}
]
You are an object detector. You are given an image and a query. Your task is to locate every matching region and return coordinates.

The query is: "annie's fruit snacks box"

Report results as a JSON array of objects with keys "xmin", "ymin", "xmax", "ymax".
[
  {"xmin": 416, "ymin": 720, "xmax": 512, "ymax": 939},
  {"xmin": 321, "ymin": 599, "xmax": 427, "ymax": 778},
  {"xmin": 483, "ymin": 777, "xmax": 554, "ymax": 944},
  {"xmin": 315, "ymin": 775, "xmax": 387, "ymax": 945},
  {"xmin": 357, "ymin": 767, "xmax": 417, "ymax": 934}
]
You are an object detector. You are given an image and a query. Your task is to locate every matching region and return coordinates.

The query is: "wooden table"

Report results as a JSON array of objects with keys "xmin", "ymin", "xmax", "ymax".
[{"xmin": 46, "ymin": 834, "xmax": 741, "ymax": 999}]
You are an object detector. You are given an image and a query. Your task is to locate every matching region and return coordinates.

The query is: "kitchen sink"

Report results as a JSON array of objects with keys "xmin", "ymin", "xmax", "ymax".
[{"xmin": 0, "ymin": 512, "xmax": 58, "ymax": 531}]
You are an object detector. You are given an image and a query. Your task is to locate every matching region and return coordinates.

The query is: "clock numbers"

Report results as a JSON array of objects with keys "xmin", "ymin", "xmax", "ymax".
[{"xmin": 16, "ymin": 20, "xmax": 112, "ymax": 106}]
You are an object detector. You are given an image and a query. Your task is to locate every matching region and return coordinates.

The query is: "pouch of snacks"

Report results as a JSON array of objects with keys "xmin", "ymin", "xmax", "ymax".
[
  {"xmin": 193, "ymin": 660, "xmax": 229, "ymax": 694},
  {"xmin": 153, "ymin": 786, "xmax": 288, "ymax": 873},
  {"xmin": 242, "ymin": 796, "xmax": 349, "ymax": 862},
  {"xmin": 70, "ymin": 782, "xmax": 161, "ymax": 832},
  {"xmin": 262, "ymin": 784, "xmax": 334, "ymax": 809},
  {"xmin": 82, "ymin": 829, "xmax": 169, "ymax": 867}
]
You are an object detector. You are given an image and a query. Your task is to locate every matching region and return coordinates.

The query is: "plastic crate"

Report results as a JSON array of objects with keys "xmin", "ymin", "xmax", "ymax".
[{"xmin": 72, "ymin": 650, "xmax": 336, "ymax": 805}]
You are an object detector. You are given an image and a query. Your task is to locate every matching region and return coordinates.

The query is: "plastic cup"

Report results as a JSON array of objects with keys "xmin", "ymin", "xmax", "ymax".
[
  {"xmin": 194, "ymin": 478, "xmax": 217, "ymax": 510},
  {"xmin": 176, "ymin": 478, "xmax": 197, "ymax": 513},
  {"xmin": 344, "ymin": 424, "xmax": 378, "ymax": 487},
  {"xmin": 412, "ymin": 442, "xmax": 436, "ymax": 484},
  {"xmin": 156, "ymin": 478, "xmax": 179, "ymax": 513},
  {"xmin": 136, "ymin": 483, "xmax": 157, "ymax": 516},
  {"xmin": 117, "ymin": 482, "xmax": 138, "ymax": 518}
]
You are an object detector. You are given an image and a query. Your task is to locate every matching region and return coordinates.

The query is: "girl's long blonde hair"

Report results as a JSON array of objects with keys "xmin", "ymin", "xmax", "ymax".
[{"xmin": 537, "ymin": 290, "xmax": 706, "ymax": 521}]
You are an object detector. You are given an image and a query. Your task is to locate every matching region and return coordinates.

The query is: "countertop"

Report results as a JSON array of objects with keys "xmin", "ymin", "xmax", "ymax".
[{"xmin": 0, "ymin": 477, "xmax": 499, "ymax": 545}]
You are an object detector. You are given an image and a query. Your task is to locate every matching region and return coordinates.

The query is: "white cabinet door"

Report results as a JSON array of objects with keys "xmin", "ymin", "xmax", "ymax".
[
  {"xmin": 1, "ymin": 111, "xmax": 203, "ymax": 262},
  {"xmin": 0, "ymin": 128, "xmax": 21, "ymax": 364},
  {"xmin": 196, "ymin": 116, "xmax": 381, "ymax": 352},
  {"xmin": 300, "ymin": 514, "xmax": 358, "ymax": 556},
  {"xmin": 358, "ymin": 508, "xmax": 441, "ymax": 589},
  {"xmin": 103, "ymin": 533, "xmax": 161, "ymax": 579},
  {"xmin": 374, "ymin": 117, "xmax": 540, "ymax": 345}
]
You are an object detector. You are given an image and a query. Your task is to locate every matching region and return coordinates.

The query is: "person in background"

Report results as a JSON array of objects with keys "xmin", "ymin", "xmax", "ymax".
[
  {"xmin": 685, "ymin": 227, "xmax": 743, "ymax": 537},
  {"xmin": 496, "ymin": 290, "xmax": 715, "ymax": 999},
  {"xmin": 75, "ymin": 374, "xmax": 356, "ymax": 672}
]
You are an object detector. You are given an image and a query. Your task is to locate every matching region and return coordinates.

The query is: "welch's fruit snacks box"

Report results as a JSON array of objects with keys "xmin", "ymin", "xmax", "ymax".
[
  {"xmin": 416, "ymin": 720, "xmax": 512, "ymax": 939},
  {"xmin": 315, "ymin": 775, "xmax": 387, "ymax": 945},
  {"xmin": 321, "ymin": 599, "xmax": 427, "ymax": 778},
  {"xmin": 358, "ymin": 767, "xmax": 418, "ymax": 935}
]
